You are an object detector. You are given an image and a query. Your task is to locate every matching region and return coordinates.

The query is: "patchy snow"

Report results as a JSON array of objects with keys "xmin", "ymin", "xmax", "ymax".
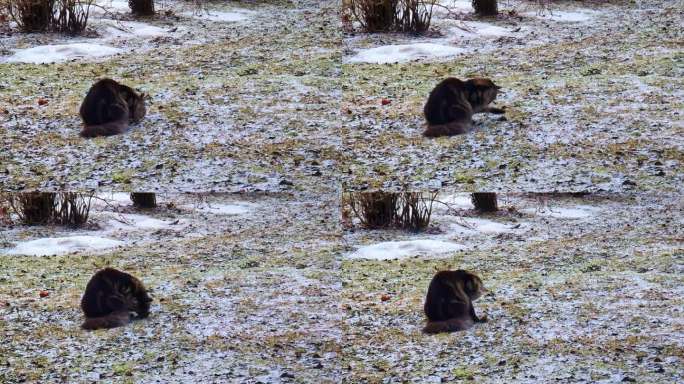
[
  {"xmin": 440, "ymin": 193, "xmax": 474, "ymax": 210},
  {"xmin": 4, "ymin": 236, "xmax": 124, "ymax": 256},
  {"xmin": 448, "ymin": 218, "xmax": 516, "ymax": 235},
  {"xmin": 534, "ymin": 10, "xmax": 597, "ymax": 23},
  {"xmin": 93, "ymin": 192, "xmax": 134, "ymax": 208},
  {"xmin": 446, "ymin": 22, "xmax": 511, "ymax": 38},
  {"xmin": 185, "ymin": 10, "xmax": 253, "ymax": 23},
  {"xmin": 345, "ymin": 43, "xmax": 464, "ymax": 64},
  {"xmin": 5, "ymin": 43, "xmax": 122, "ymax": 64},
  {"xmin": 436, "ymin": 0, "xmax": 471, "ymax": 13},
  {"xmin": 347, "ymin": 239, "xmax": 466, "ymax": 260},
  {"xmin": 100, "ymin": 20, "xmax": 169, "ymax": 38},
  {"xmin": 185, "ymin": 296, "xmax": 236, "ymax": 339},
  {"xmin": 105, "ymin": 213, "xmax": 179, "ymax": 230},
  {"xmin": 92, "ymin": 0, "xmax": 130, "ymax": 14},
  {"xmin": 183, "ymin": 202, "xmax": 259, "ymax": 215},
  {"xmin": 523, "ymin": 205, "xmax": 601, "ymax": 219}
]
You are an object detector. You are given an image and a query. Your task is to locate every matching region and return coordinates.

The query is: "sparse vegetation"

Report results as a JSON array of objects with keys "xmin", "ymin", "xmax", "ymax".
[
  {"xmin": 5, "ymin": 192, "xmax": 56, "ymax": 225},
  {"xmin": 3, "ymin": 0, "xmax": 92, "ymax": 34},
  {"xmin": 344, "ymin": 0, "xmax": 436, "ymax": 33},
  {"xmin": 345, "ymin": 191, "xmax": 437, "ymax": 231},
  {"xmin": 4, "ymin": 0, "xmax": 54, "ymax": 32},
  {"xmin": 3, "ymin": 192, "xmax": 93, "ymax": 227}
]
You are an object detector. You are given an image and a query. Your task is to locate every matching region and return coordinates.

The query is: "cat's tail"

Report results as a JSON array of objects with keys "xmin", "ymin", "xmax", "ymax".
[
  {"xmin": 423, "ymin": 121, "xmax": 470, "ymax": 138},
  {"xmin": 423, "ymin": 318, "xmax": 474, "ymax": 334},
  {"xmin": 82, "ymin": 311, "xmax": 132, "ymax": 330},
  {"xmin": 80, "ymin": 120, "xmax": 129, "ymax": 138}
]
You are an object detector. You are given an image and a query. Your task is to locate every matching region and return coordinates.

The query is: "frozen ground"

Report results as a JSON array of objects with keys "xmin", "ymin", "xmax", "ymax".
[
  {"xmin": 0, "ymin": 0, "xmax": 340, "ymax": 193},
  {"xmin": 341, "ymin": 192, "xmax": 683, "ymax": 382},
  {"xmin": 342, "ymin": 0, "xmax": 683, "ymax": 192},
  {"xmin": 0, "ymin": 192, "xmax": 342, "ymax": 382}
]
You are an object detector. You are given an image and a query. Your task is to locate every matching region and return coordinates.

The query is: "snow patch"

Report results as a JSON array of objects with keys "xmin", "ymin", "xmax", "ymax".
[
  {"xmin": 523, "ymin": 205, "xmax": 601, "ymax": 219},
  {"xmin": 93, "ymin": 0, "xmax": 130, "ymax": 13},
  {"xmin": 185, "ymin": 10, "xmax": 253, "ymax": 23},
  {"xmin": 4, "ymin": 236, "xmax": 124, "ymax": 256},
  {"xmin": 93, "ymin": 192, "xmax": 134, "ymax": 208},
  {"xmin": 193, "ymin": 202, "xmax": 257, "ymax": 215},
  {"xmin": 346, "ymin": 43, "xmax": 464, "ymax": 64},
  {"xmin": 101, "ymin": 20, "xmax": 169, "ymax": 38},
  {"xmin": 6, "ymin": 43, "xmax": 122, "ymax": 64},
  {"xmin": 534, "ymin": 10, "xmax": 596, "ymax": 23},
  {"xmin": 106, "ymin": 214, "xmax": 178, "ymax": 230},
  {"xmin": 448, "ymin": 218, "xmax": 516, "ymax": 235},
  {"xmin": 440, "ymin": 193, "xmax": 474, "ymax": 210},
  {"xmin": 437, "ymin": 0, "xmax": 471, "ymax": 13},
  {"xmin": 347, "ymin": 239, "xmax": 466, "ymax": 260},
  {"xmin": 447, "ymin": 22, "xmax": 511, "ymax": 38}
]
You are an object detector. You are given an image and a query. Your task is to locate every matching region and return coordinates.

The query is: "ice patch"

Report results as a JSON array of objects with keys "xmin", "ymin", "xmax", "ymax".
[
  {"xmin": 347, "ymin": 239, "xmax": 466, "ymax": 260},
  {"xmin": 106, "ymin": 214, "xmax": 178, "ymax": 230},
  {"xmin": 435, "ymin": 0, "xmax": 471, "ymax": 13},
  {"xmin": 4, "ymin": 236, "xmax": 124, "ymax": 256},
  {"xmin": 534, "ymin": 10, "xmax": 596, "ymax": 23},
  {"xmin": 346, "ymin": 43, "xmax": 464, "ymax": 64},
  {"xmin": 523, "ymin": 205, "xmax": 600, "ymax": 219},
  {"xmin": 440, "ymin": 193, "xmax": 474, "ymax": 210},
  {"xmin": 194, "ymin": 202, "xmax": 257, "ymax": 215},
  {"xmin": 93, "ymin": 0, "xmax": 130, "ymax": 13},
  {"xmin": 101, "ymin": 20, "xmax": 168, "ymax": 38},
  {"xmin": 6, "ymin": 43, "xmax": 122, "ymax": 64},
  {"xmin": 447, "ymin": 22, "xmax": 511, "ymax": 38},
  {"xmin": 185, "ymin": 10, "xmax": 252, "ymax": 23},
  {"xmin": 93, "ymin": 192, "xmax": 134, "ymax": 208},
  {"xmin": 449, "ymin": 218, "xmax": 515, "ymax": 235}
]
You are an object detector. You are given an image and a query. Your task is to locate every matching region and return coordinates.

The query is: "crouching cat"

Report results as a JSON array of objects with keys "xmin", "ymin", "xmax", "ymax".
[
  {"xmin": 423, "ymin": 77, "xmax": 505, "ymax": 137},
  {"xmin": 81, "ymin": 268, "xmax": 152, "ymax": 330},
  {"xmin": 423, "ymin": 270, "xmax": 488, "ymax": 334},
  {"xmin": 79, "ymin": 79, "xmax": 147, "ymax": 138}
]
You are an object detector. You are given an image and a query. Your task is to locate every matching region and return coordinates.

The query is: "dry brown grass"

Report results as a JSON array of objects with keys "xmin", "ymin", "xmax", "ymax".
[{"xmin": 344, "ymin": 191, "xmax": 437, "ymax": 231}]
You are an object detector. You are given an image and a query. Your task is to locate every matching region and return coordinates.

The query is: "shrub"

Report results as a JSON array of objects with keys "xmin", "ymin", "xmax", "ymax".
[
  {"xmin": 5, "ymin": 0, "xmax": 54, "ymax": 32},
  {"xmin": 53, "ymin": 0, "xmax": 92, "ymax": 35},
  {"xmin": 3, "ymin": 0, "xmax": 92, "ymax": 34},
  {"xmin": 7, "ymin": 192, "xmax": 56, "ymax": 225},
  {"xmin": 345, "ymin": 0, "xmax": 436, "ymax": 34},
  {"xmin": 54, "ymin": 192, "xmax": 93, "ymax": 227},
  {"xmin": 345, "ymin": 191, "xmax": 437, "ymax": 231},
  {"xmin": 4, "ymin": 192, "xmax": 93, "ymax": 227}
]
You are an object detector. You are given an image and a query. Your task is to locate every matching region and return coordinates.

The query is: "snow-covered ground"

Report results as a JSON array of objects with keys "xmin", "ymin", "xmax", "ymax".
[
  {"xmin": 342, "ymin": 192, "xmax": 684, "ymax": 383},
  {"xmin": 0, "ymin": 191, "xmax": 342, "ymax": 382},
  {"xmin": 0, "ymin": 193, "xmax": 261, "ymax": 256},
  {"xmin": 342, "ymin": 0, "xmax": 683, "ymax": 193},
  {"xmin": 0, "ymin": 0, "xmax": 340, "ymax": 193}
]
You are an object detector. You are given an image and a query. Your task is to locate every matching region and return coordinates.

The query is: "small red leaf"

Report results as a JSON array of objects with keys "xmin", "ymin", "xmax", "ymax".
[
  {"xmin": 381, "ymin": 99, "xmax": 391, "ymax": 106},
  {"xmin": 39, "ymin": 290, "xmax": 49, "ymax": 298}
]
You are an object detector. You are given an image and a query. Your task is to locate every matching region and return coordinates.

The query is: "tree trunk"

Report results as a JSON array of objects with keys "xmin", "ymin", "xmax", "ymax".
[
  {"xmin": 130, "ymin": 193, "xmax": 157, "ymax": 209},
  {"xmin": 129, "ymin": 0, "xmax": 154, "ymax": 16},
  {"xmin": 472, "ymin": 193, "xmax": 498, "ymax": 212},
  {"xmin": 472, "ymin": 0, "xmax": 498, "ymax": 16}
]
